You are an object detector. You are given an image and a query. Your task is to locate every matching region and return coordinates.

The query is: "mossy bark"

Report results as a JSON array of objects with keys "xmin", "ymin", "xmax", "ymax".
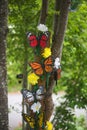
[{"xmin": 0, "ymin": 0, "xmax": 8, "ymax": 129}]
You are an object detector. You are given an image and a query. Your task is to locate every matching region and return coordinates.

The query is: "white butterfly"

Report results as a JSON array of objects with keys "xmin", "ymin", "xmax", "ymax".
[{"xmin": 21, "ymin": 86, "xmax": 44, "ymax": 103}]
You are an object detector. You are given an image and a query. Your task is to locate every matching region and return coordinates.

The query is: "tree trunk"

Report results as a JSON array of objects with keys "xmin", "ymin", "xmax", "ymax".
[
  {"xmin": 35, "ymin": 0, "xmax": 71, "ymax": 125},
  {"xmin": 0, "ymin": 0, "xmax": 8, "ymax": 130},
  {"xmin": 52, "ymin": 0, "xmax": 71, "ymax": 59},
  {"xmin": 22, "ymin": 41, "xmax": 28, "ymax": 130},
  {"xmin": 39, "ymin": 0, "xmax": 71, "ymax": 121}
]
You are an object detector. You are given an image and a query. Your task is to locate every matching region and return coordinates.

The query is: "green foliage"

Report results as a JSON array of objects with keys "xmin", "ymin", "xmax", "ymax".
[
  {"xmin": 63, "ymin": 2, "xmax": 87, "ymax": 108},
  {"xmin": 53, "ymin": 1, "xmax": 87, "ymax": 108},
  {"xmin": 71, "ymin": 0, "xmax": 87, "ymax": 10},
  {"xmin": 7, "ymin": 0, "xmax": 41, "ymax": 89},
  {"xmin": 76, "ymin": 116, "xmax": 87, "ymax": 130},
  {"xmin": 53, "ymin": 1, "xmax": 87, "ymax": 129}
]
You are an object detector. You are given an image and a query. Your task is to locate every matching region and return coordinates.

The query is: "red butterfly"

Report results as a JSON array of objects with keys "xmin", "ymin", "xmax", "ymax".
[
  {"xmin": 27, "ymin": 32, "xmax": 48, "ymax": 48},
  {"xmin": 29, "ymin": 57, "xmax": 53, "ymax": 76}
]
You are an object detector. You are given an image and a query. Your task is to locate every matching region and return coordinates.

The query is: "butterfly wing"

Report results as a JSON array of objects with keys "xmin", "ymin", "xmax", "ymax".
[
  {"xmin": 54, "ymin": 68, "xmax": 61, "ymax": 85},
  {"xmin": 29, "ymin": 62, "xmax": 43, "ymax": 76},
  {"xmin": 38, "ymin": 113, "xmax": 44, "ymax": 127},
  {"xmin": 36, "ymin": 86, "xmax": 44, "ymax": 100},
  {"xmin": 44, "ymin": 57, "xmax": 53, "ymax": 73},
  {"xmin": 57, "ymin": 68, "xmax": 61, "ymax": 79},
  {"xmin": 22, "ymin": 113, "xmax": 35, "ymax": 128},
  {"xmin": 27, "ymin": 33, "xmax": 38, "ymax": 47},
  {"xmin": 21, "ymin": 89, "xmax": 34, "ymax": 103},
  {"xmin": 39, "ymin": 34, "xmax": 48, "ymax": 48}
]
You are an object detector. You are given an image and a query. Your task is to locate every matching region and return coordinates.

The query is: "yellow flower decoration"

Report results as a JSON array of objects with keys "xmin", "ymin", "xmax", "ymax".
[
  {"xmin": 42, "ymin": 47, "xmax": 51, "ymax": 58},
  {"xmin": 46, "ymin": 121, "xmax": 53, "ymax": 130},
  {"xmin": 28, "ymin": 73, "xmax": 39, "ymax": 85}
]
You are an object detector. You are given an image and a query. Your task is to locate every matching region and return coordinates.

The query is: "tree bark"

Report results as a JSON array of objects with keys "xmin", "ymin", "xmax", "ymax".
[
  {"xmin": 0, "ymin": 0, "xmax": 8, "ymax": 129},
  {"xmin": 53, "ymin": 0, "xmax": 62, "ymax": 37},
  {"xmin": 38, "ymin": 0, "xmax": 54, "ymax": 122}
]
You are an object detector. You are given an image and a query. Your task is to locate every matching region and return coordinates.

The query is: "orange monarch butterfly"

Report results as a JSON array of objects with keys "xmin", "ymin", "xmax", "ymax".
[
  {"xmin": 29, "ymin": 56, "xmax": 53, "ymax": 76},
  {"xmin": 22, "ymin": 113, "xmax": 35, "ymax": 128}
]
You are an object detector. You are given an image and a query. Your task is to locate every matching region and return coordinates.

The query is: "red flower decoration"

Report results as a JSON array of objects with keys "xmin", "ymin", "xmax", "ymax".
[{"xmin": 27, "ymin": 33, "xmax": 38, "ymax": 47}]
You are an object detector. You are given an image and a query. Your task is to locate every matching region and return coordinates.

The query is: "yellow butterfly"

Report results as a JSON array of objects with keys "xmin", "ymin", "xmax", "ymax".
[{"xmin": 22, "ymin": 113, "xmax": 35, "ymax": 128}]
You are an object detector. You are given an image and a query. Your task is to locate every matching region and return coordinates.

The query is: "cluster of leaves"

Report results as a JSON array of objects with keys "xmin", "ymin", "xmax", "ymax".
[
  {"xmin": 52, "ymin": 101, "xmax": 76, "ymax": 130},
  {"xmin": 76, "ymin": 115, "xmax": 87, "ymax": 130}
]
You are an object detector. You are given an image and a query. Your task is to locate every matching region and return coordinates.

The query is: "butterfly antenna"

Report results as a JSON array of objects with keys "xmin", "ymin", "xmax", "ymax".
[
  {"xmin": 26, "ymin": 32, "xmax": 32, "ymax": 38},
  {"xmin": 44, "ymin": 31, "xmax": 49, "ymax": 37}
]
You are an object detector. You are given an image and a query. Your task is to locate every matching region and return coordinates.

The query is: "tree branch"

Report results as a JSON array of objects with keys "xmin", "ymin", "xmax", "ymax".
[
  {"xmin": 53, "ymin": 0, "xmax": 62, "ymax": 36},
  {"xmin": 52, "ymin": 0, "xmax": 71, "ymax": 59},
  {"xmin": 39, "ymin": 0, "xmax": 49, "ymax": 24}
]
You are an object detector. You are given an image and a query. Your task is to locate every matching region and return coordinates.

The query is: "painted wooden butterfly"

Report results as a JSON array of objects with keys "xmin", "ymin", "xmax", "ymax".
[
  {"xmin": 27, "ymin": 32, "xmax": 49, "ymax": 48},
  {"xmin": 29, "ymin": 56, "xmax": 53, "ymax": 76},
  {"xmin": 21, "ymin": 86, "xmax": 44, "ymax": 103},
  {"xmin": 22, "ymin": 113, "xmax": 35, "ymax": 128}
]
